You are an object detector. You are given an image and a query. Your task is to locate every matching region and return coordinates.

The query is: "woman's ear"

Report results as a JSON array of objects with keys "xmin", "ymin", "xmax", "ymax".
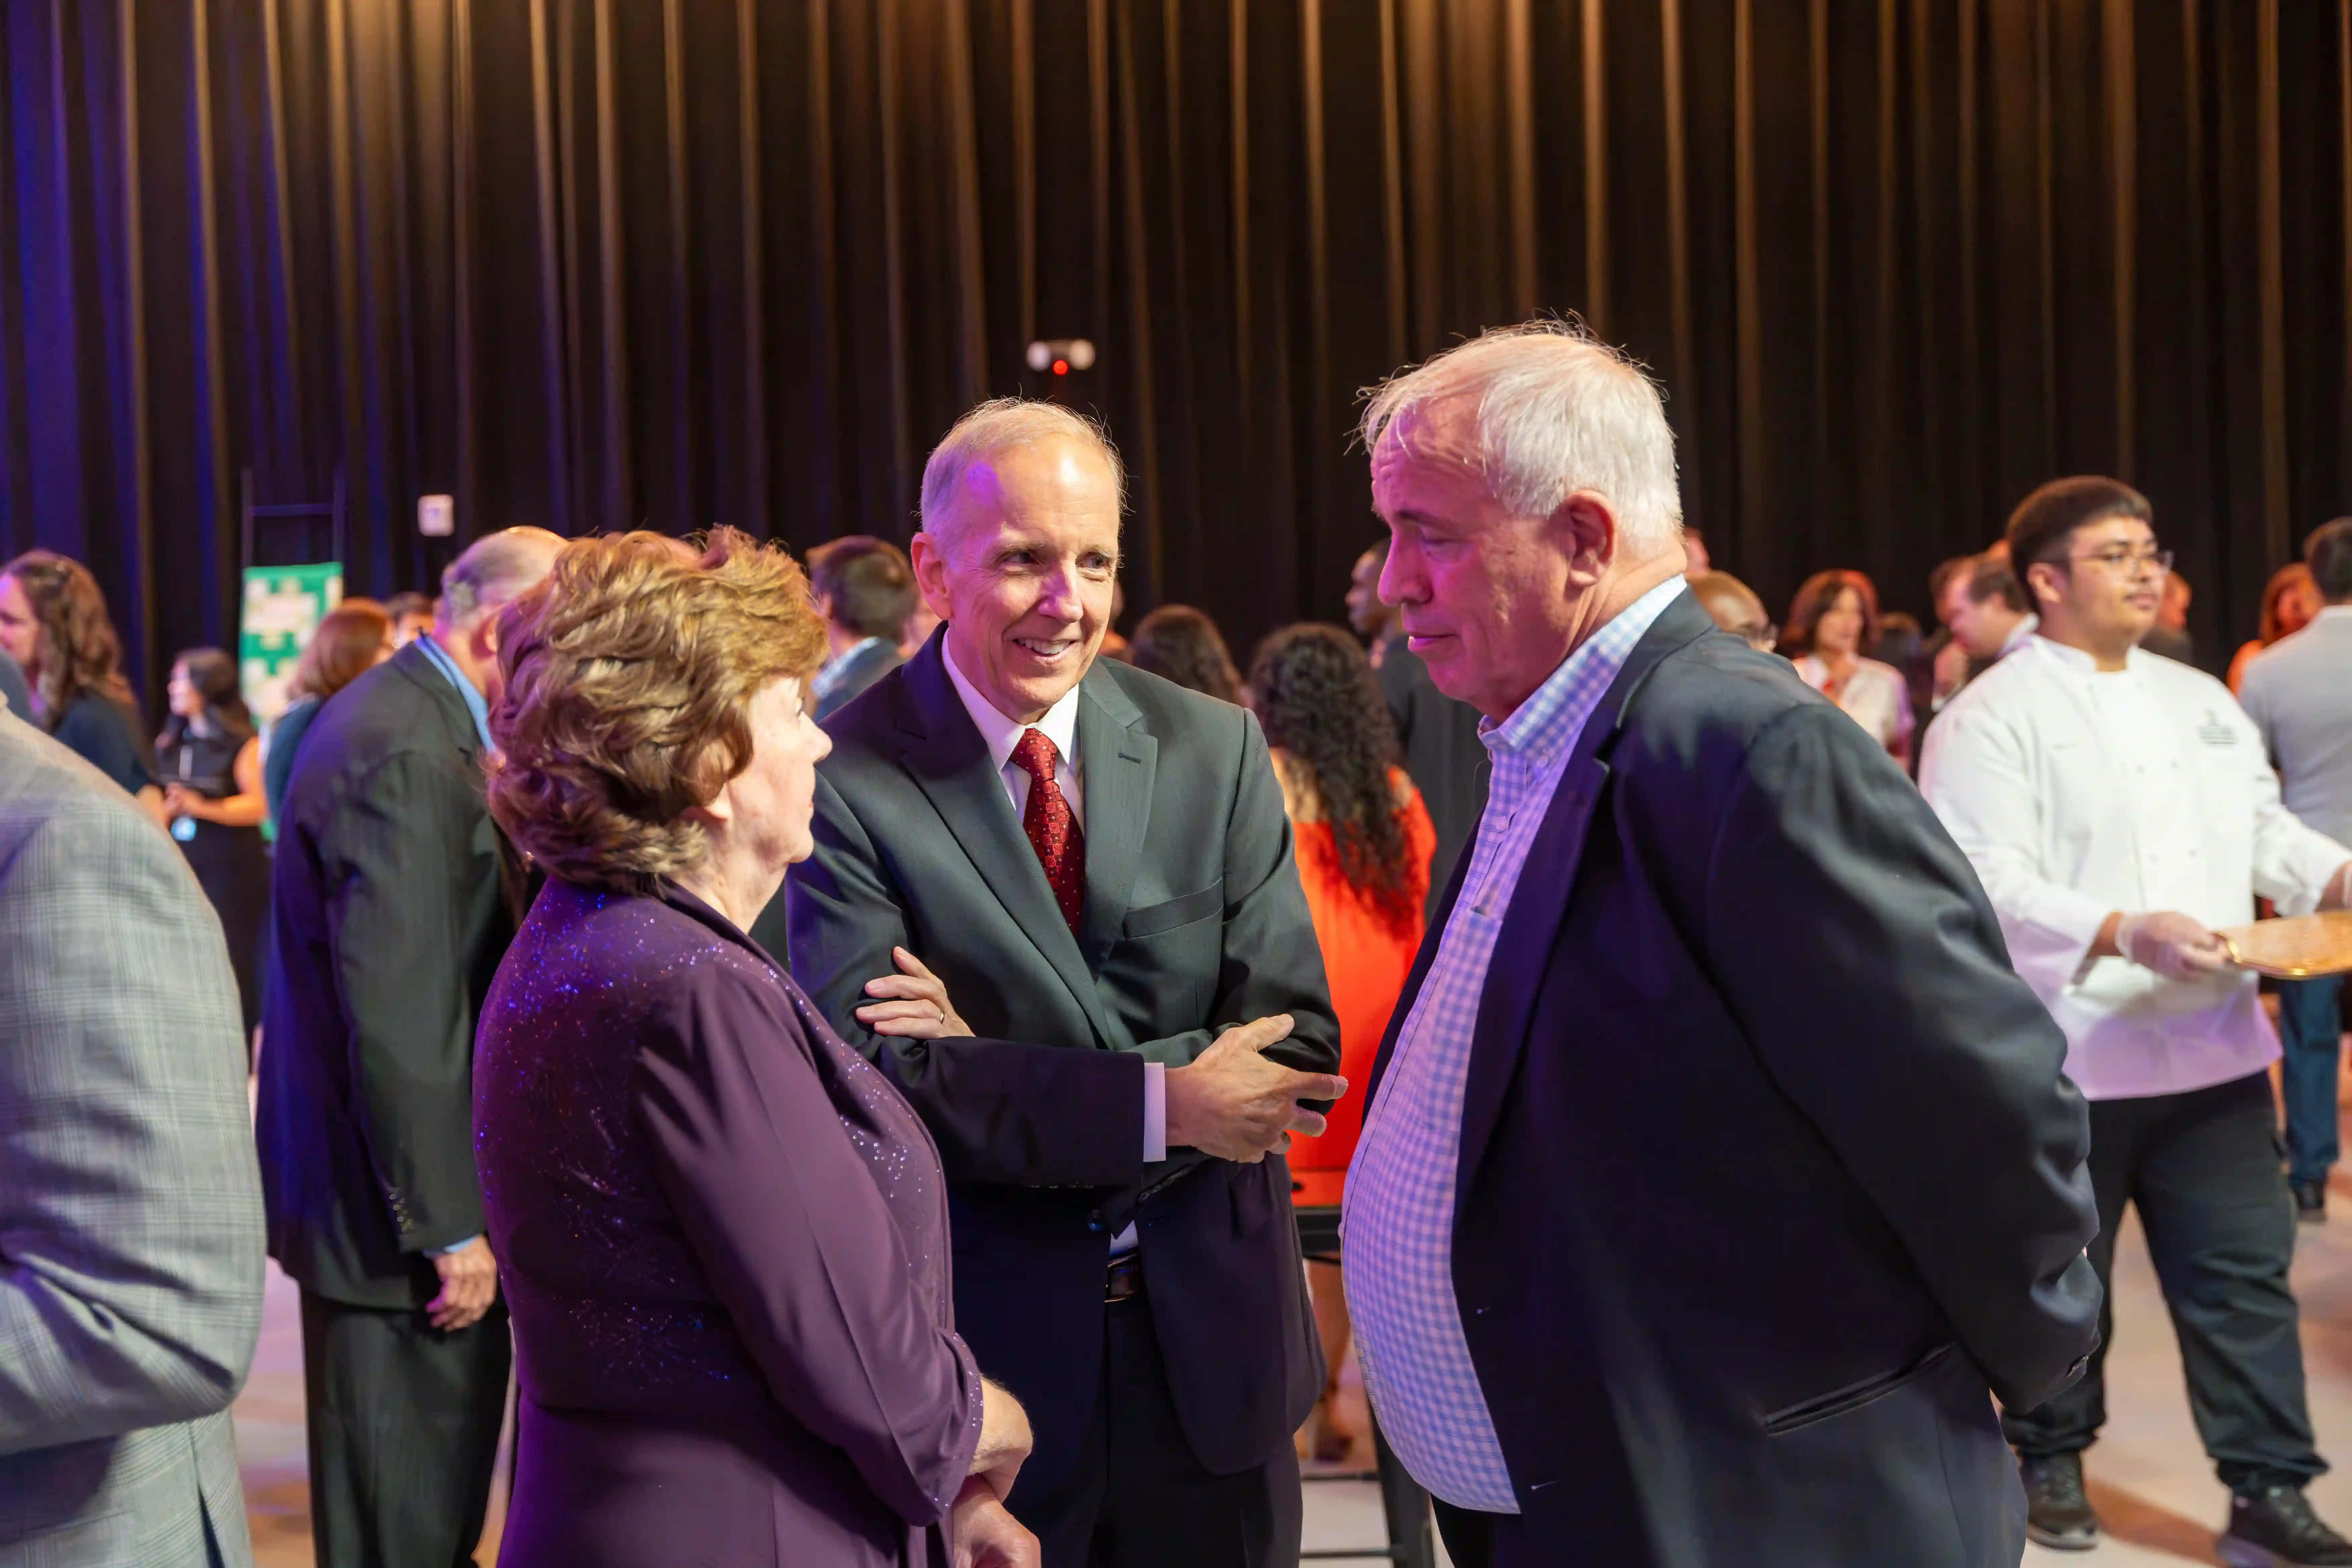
[{"xmin": 691, "ymin": 775, "xmax": 738, "ymax": 829}]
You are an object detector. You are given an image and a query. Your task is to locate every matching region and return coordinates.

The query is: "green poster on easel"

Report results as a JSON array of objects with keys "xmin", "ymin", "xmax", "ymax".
[{"xmin": 241, "ymin": 562, "xmax": 343, "ymax": 724}]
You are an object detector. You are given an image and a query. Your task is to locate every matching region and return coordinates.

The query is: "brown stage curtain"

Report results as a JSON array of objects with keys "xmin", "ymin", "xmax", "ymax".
[{"xmin": 3, "ymin": 0, "xmax": 2348, "ymax": 706}]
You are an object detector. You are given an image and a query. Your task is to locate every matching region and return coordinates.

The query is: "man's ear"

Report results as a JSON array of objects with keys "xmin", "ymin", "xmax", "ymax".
[
  {"xmin": 2025, "ymin": 561, "xmax": 2065, "ymax": 611},
  {"xmin": 910, "ymin": 531, "xmax": 953, "ymax": 619},
  {"xmin": 1554, "ymin": 491, "xmax": 1620, "ymax": 580}
]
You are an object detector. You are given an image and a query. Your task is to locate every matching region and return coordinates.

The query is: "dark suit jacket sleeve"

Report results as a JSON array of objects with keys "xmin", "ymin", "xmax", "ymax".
[
  {"xmin": 1193, "ymin": 710, "xmax": 1341, "ymax": 1081},
  {"xmin": 790, "ymin": 768, "xmax": 1148, "ymax": 1188},
  {"xmin": 636, "ymin": 967, "xmax": 985, "ymax": 1527},
  {"xmin": 1699, "ymin": 704, "xmax": 2100, "ymax": 1411},
  {"xmin": 322, "ymin": 750, "xmax": 490, "ymax": 1252}
]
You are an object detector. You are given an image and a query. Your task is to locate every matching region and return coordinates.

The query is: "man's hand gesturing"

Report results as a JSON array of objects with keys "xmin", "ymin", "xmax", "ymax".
[{"xmin": 1164, "ymin": 1015, "xmax": 1348, "ymax": 1164}]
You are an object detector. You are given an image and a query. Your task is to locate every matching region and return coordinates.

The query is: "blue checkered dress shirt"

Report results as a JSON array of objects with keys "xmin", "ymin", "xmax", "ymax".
[{"xmin": 1342, "ymin": 577, "xmax": 1686, "ymax": 1514}]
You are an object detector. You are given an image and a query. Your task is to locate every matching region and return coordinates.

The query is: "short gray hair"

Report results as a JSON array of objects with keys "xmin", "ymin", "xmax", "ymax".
[
  {"xmin": 919, "ymin": 398, "xmax": 1127, "ymax": 534},
  {"xmin": 440, "ymin": 526, "xmax": 567, "ymax": 627},
  {"xmin": 1361, "ymin": 321, "xmax": 1683, "ymax": 555}
]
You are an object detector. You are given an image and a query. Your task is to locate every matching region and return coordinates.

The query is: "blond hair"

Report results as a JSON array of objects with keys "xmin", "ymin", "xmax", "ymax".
[{"xmin": 919, "ymin": 398, "xmax": 1127, "ymax": 535}]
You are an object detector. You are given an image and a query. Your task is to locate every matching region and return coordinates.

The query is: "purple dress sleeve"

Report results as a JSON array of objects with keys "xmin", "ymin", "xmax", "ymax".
[{"xmin": 633, "ymin": 963, "xmax": 985, "ymax": 1528}]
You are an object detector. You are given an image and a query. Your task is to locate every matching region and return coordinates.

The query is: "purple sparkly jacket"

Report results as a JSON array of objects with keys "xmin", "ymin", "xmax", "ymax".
[{"xmin": 475, "ymin": 878, "xmax": 984, "ymax": 1567}]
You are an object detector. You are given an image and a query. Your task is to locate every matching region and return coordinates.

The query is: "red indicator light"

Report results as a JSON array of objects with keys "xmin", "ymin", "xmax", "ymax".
[{"xmin": 1052, "ymin": 359, "xmax": 1069, "ymax": 376}]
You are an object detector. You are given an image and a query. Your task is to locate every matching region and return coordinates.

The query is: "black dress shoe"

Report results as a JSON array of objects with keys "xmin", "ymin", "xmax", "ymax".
[
  {"xmin": 2220, "ymin": 1486, "xmax": 2352, "ymax": 1566},
  {"xmin": 2296, "ymin": 1183, "xmax": 2328, "ymax": 1224},
  {"xmin": 2020, "ymin": 1453, "xmax": 2099, "ymax": 1551}
]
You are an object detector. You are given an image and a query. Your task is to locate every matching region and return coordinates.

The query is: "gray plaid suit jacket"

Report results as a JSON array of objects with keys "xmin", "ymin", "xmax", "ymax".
[{"xmin": 0, "ymin": 714, "xmax": 264, "ymax": 1567}]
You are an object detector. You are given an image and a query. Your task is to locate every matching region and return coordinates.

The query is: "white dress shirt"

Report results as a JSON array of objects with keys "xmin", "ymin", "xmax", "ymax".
[
  {"xmin": 1920, "ymin": 635, "xmax": 2351, "ymax": 1100},
  {"xmin": 939, "ymin": 640, "xmax": 1167, "ymax": 1237}
]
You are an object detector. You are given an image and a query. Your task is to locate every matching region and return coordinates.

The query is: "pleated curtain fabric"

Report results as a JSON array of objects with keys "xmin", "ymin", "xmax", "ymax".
[{"xmin": 4, "ymin": 0, "xmax": 2351, "ymax": 709}]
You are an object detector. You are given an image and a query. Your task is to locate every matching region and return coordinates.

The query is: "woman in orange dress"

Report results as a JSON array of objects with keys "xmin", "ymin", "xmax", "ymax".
[{"xmin": 1248, "ymin": 623, "xmax": 1435, "ymax": 1460}]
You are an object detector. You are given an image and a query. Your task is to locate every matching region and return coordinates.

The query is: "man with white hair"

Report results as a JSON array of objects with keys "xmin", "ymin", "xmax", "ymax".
[
  {"xmin": 783, "ymin": 399, "xmax": 1344, "ymax": 1567},
  {"xmin": 258, "ymin": 526, "xmax": 565, "ymax": 1567},
  {"xmin": 1341, "ymin": 324, "xmax": 2101, "ymax": 1566}
]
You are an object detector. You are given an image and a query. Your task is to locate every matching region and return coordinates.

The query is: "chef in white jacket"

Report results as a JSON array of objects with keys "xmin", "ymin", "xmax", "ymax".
[{"xmin": 1922, "ymin": 475, "xmax": 2352, "ymax": 1568}]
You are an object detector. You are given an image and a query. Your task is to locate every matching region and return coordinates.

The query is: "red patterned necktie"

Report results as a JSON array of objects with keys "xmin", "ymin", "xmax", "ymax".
[{"xmin": 1011, "ymin": 728, "xmax": 1085, "ymax": 931}]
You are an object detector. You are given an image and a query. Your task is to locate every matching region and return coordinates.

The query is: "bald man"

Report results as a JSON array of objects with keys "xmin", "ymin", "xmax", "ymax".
[
  {"xmin": 1689, "ymin": 571, "xmax": 1775, "ymax": 650},
  {"xmin": 258, "ymin": 527, "xmax": 565, "ymax": 1568},
  {"xmin": 780, "ymin": 399, "xmax": 1341, "ymax": 1568}
]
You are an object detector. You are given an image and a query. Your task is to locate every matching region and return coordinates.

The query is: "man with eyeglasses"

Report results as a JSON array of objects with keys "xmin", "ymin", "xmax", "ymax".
[{"xmin": 1923, "ymin": 476, "xmax": 2352, "ymax": 1566}]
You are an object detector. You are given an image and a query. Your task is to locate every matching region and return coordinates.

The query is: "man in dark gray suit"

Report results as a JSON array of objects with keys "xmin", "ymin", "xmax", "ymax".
[
  {"xmin": 0, "ymin": 712, "xmax": 265, "ymax": 1567},
  {"xmin": 784, "ymin": 398, "xmax": 1345, "ymax": 1568},
  {"xmin": 259, "ymin": 526, "xmax": 562, "ymax": 1568}
]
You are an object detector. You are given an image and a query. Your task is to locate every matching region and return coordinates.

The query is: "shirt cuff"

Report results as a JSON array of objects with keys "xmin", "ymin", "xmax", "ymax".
[
  {"xmin": 2006, "ymin": 886, "xmax": 2117, "ymax": 992},
  {"xmin": 2265, "ymin": 838, "xmax": 2352, "ymax": 919},
  {"xmin": 429, "ymin": 1234, "xmax": 482, "ymax": 1257},
  {"xmin": 1142, "ymin": 1061, "xmax": 1167, "ymax": 1164}
]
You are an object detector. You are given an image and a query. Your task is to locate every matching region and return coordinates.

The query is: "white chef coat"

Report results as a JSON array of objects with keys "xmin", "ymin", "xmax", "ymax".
[{"xmin": 1920, "ymin": 635, "xmax": 2351, "ymax": 1100}]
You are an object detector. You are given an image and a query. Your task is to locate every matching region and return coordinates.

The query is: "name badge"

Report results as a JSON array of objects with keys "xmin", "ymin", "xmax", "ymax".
[{"xmin": 2197, "ymin": 712, "xmax": 2238, "ymax": 747}]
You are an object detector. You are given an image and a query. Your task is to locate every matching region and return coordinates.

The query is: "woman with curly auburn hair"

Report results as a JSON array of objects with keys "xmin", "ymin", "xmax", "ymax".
[
  {"xmin": 472, "ymin": 528, "xmax": 1038, "ymax": 1568},
  {"xmin": 1783, "ymin": 567, "xmax": 1915, "ymax": 767},
  {"xmin": 0, "ymin": 549, "xmax": 165, "ymax": 823},
  {"xmin": 1246, "ymin": 622, "xmax": 1434, "ymax": 1465}
]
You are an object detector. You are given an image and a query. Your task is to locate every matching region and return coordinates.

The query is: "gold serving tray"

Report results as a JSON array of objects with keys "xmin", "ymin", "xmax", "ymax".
[{"xmin": 2218, "ymin": 911, "xmax": 2352, "ymax": 979}]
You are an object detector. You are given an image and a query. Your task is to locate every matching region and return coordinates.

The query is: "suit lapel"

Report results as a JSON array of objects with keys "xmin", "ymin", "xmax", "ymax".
[
  {"xmin": 893, "ymin": 641, "xmax": 1121, "ymax": 1047},
  {"xmin": 1074, "ymin": 672, "xmax": 1156, "ymax": 968},
  {"xmin": 1453, "ymin": 748, "xmax": 1610, "ymax": 1179},
  {"xmin": 1455, "ymin": 594, "xmax": 1717, "ymax": 1183},
  {"xmin": 388, "ymin": 641, "xmax": 481, "ymax": 765}
]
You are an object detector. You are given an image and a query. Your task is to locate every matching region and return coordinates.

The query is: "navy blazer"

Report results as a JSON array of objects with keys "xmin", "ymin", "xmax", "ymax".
[{"xmin": 1364, "ymin": 593, "xmax": 2101, "ymax": 1566}]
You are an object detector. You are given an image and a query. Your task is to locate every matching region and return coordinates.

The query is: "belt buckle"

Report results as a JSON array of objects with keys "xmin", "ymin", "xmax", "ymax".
[{"xmin": 1105, "ymin": 1252, "xmax": 1144, "ymax": 1304}]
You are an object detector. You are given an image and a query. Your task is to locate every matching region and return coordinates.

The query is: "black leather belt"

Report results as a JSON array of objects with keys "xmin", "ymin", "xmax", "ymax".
[{"xmin": 1105, "ymin": 1251, "xmax": 1145, "ymax": 1304}]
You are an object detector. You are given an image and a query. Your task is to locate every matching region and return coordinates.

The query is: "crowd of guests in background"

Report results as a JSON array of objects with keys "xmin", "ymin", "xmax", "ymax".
[{"xmin": 10, "ymin": 320, "xmax": 2352, "ymax": 1568}]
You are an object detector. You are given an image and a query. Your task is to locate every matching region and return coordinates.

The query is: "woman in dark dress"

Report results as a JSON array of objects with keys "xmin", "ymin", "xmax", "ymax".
[
  {"xmin": 474, "ymin": 529, "xmax": 1039, "ymax": 1568},
  {"xmin": 157, "ymin": 647, "xmax": 271, "ymax": 1034},
  {"xmin": 0, "ymin": 550, "xmax": 164, "ymax": 826}
]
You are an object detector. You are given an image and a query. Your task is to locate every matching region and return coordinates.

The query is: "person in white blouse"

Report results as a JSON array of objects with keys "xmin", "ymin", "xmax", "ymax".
[
  {"xmin": 1922, "ymin": 476, "xmax": 2352, "ymax": 1567},
  {"xmin": 1784, "ymin": 568, "xmax": 1915, "ymax": 768}
]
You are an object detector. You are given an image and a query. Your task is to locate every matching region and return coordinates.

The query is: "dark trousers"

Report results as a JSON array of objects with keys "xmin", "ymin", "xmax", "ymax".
[
  {"xmin": 1430, "ymin": 1498, "xmax": 1531, "ymax": 1568},
  {"xmin": 2002, "ymin": 1071, "xmax": 2322, "ymax": 1494},
  {"xmin": 2279, "ymin": 975, "xmax": 2350, "ymax": 1191},
  {"xmin": 1010, "ymin": 1286, "xmax": 1302, "ymax": 1568},
  {"xmin": 299, "ymin": 1290, "xmax": 512, "ymax": 1568}
]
